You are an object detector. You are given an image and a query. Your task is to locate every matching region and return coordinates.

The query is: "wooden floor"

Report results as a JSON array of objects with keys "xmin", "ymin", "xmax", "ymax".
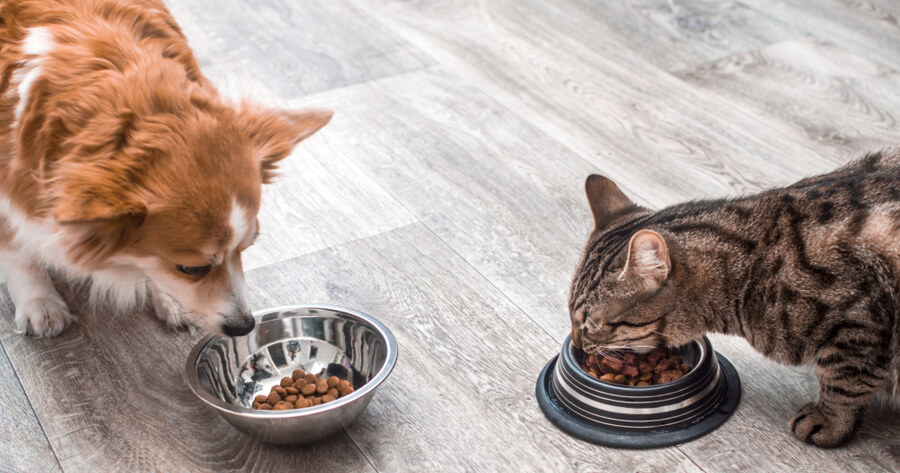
[{"xmin": 3, "ymin": 0, "xmax": 900, "ymax": 471}]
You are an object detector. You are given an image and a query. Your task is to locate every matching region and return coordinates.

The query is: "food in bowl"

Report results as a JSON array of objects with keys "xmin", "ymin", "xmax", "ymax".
[
  {"xmin": 252, "ymin": 369, "xmax": 355, "ymax": 410},
  {"xmin": 580, "ymin": 346, "xmax": 691, "ymax": 386}
]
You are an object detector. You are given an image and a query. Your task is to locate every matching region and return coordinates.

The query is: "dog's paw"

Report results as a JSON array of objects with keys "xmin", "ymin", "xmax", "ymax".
[
  {"xmin": 13, "ymin": 296, "xmax": 74, "ymax": 337},
  {"xmin": 790, "ymin": 402, "xmax": 859, "ymax": 448}
]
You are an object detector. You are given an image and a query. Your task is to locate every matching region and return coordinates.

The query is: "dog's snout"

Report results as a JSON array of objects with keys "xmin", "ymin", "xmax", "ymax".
[{"xmin": 222, "ymin": 314, "xmax": 255, "ymax": 337}]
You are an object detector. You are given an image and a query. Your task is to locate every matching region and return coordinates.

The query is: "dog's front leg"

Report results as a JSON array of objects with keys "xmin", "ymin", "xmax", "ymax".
[
  {"xmin": 0, "ymin": 256, "xmax": 73, "ymax": 337},
  {"xmin": 148, "ymin": 281, "xmax": 189, "ymax": 329}
]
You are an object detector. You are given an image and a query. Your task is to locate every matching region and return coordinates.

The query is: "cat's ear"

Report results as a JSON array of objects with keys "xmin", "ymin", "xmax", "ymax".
[
  {"xmin": 585, "ymin": 175, "xmax": 635, "ymax": 229},
  {"xmin": 623, "ymin": 229, "xmax": 670, "ymax": 290}
]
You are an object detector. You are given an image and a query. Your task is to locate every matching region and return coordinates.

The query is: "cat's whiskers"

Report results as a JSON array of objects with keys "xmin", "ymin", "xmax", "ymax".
[{"xmin": 595, "ymin": 347, "xmax": 626, "ymax": 362}]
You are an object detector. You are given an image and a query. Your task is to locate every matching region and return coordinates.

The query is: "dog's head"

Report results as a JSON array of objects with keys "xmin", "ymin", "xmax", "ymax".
[{"xmin": 50, "ymin": 99, "xmax": 331, "ymax": 336}]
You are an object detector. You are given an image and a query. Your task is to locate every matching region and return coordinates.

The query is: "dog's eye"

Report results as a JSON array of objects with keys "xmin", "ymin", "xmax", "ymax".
[{"xmin": 176, "ymin": 264, "xmax": 211, "ymax": 277}]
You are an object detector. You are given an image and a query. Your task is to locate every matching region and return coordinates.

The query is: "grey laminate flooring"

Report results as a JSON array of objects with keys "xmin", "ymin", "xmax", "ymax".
[{"xmin": 2, "ymin": 1, "xmax": 899, "ymax": 471}]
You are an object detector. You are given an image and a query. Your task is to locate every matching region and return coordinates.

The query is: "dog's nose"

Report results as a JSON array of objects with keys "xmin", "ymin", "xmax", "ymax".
[{"xmin": 222, "ymin": 315, "xmax": 255, "ymax": 337}]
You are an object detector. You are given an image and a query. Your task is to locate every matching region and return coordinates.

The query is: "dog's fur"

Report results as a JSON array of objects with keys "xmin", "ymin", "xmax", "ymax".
[{"xmin": 0, "ymin": 0, "xmax": 331, "ymax": 336}]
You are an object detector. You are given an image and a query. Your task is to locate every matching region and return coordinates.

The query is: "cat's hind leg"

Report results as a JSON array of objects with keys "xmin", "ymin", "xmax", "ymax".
[{"xmin": 792, "ymin": 315, "xmax": 892, "ymax": 447}]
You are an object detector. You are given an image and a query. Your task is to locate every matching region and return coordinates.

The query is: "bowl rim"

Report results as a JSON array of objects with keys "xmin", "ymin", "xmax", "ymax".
[
  {"xmin": 184, "ymin": 304, "xmax": 399, "ymax": 419},
  {"xmin": 560, "ymin": 335, "xmax": 710, "ymax": 396}
]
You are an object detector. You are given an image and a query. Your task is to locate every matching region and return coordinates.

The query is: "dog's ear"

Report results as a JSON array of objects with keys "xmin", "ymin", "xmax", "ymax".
[
  {"xmin": 53, "ymin": 176, "xmax": 148, "ymax": 224},
  {"xmin": 52, "ymin": 112, "xmax": 149, "ymax": 224},
  {"xmin": 242, "ymin": 106, "xmax": 333, "ymax": 183},
  {"xmin": 52, "ymin": 163, "xmax": 147, "ymax": 267}
]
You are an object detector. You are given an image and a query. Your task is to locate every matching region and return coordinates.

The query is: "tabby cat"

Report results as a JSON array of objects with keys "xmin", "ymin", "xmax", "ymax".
[{"xmin": 568, "ymin": 148, "xmax": 900, "ymax": 448}]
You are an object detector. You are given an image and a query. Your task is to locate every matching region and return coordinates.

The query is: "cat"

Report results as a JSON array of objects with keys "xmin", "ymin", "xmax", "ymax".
[{"xmin": 568, "ymin": 147, "xmax": 900, "ymax": 448}]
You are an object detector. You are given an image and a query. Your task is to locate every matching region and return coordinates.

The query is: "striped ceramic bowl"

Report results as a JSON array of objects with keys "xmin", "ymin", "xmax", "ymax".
[{"xmin": 535, "ymin": 335, "xmax": 741, "ymax": 448}]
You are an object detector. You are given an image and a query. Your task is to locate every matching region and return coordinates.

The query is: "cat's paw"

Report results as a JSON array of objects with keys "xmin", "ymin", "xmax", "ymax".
[
  {"xmin": 790, "ymin": 402, "xmax": 859, "ymax": 448},
  {"xmin": 13, "ymin": 296, "xmax": 74, "ymax": 337}
]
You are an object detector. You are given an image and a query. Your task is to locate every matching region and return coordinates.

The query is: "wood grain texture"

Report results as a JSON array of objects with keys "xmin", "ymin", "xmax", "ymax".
[
  {"xmin": 737, "ymin": 0, "xmax": 900, "ymax": 71},
  {"xmin": 0, "ymin": 285, "xmax": 375, "ymax": 473},
  {"xmin": 284, "ymin": 68, "xmax": 603, "ymax": 343},
  {"xmin": 2, "ymin": 0, "xmax": 900, "ymax": 470},
  {"xmin": 532, "ymin": 0, "xmax": 804, "ymax": 72},
  {"xmin": 676, "ymin": 38, "xmax": 900, "ymax": 160},
  {"xmin": 283, "ymin": 68, "xmax": 899, "ymax": 470},
  {"xmin": 683, "ymin": 334, "xmax": 900, "ymax": 472},
  {"xmin": 0, "ymin": 341, "xmax": 61, "ymax": 473},
  {"xmin": 350, "ymin": 0, "xmax": 845, "ymax": 207},
  {"xmin": 244, "ymin": 223, "xmax": 700, "ymax": 473},
  {"xmin": 165, "ymin": 0, "xmax": 433, "ymax": 99}
]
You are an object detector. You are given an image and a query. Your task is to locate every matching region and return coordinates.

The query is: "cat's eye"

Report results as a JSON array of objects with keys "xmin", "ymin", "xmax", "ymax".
[{"xmin": 176, "ymin": 264, "xmax": 211, "ymax": 277}]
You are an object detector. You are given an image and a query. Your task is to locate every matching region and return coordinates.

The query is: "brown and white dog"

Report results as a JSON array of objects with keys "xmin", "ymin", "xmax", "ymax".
[{"xmin": 0, "ymin": 1, "xmax": 331, "ymax": 337}]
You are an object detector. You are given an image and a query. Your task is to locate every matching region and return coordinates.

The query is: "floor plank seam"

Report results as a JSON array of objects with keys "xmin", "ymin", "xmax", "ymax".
[
  {"xmin": 0, "ymin": 339, "xmax": 66, "ymax": 473},
  {"xmin": 416, "ymin": 224, "xmax": 563, "ymax": 343},
  {"xmin": 676, "ymin": 445, "xmax": 711, "ymax": 473},
  {"xmin": 283, "ymin": 63, "xmax": 445, "ymax": 108},
  {"xmin": 244, "ymin": 222, "xmax": 423, "ymax": 278},
  {"xmin": 665, "ymin": 38, "xmax": 895, "ymax": 166},
  {"xmin": 413, "ymin": 225, "xmax": 713, "ymax": 464},
  {"xmin": 279, "ymin": 63, "xmax": 442, "ymax": 106},
  {"xmin": 341, "ymin": 430, "xmax": 381, "ymax": 473},
  {"xmin": 339, "ymin": 1, "xmax": 625, "ymax": 188},
  {"xmin": 350, "ymin": 0, "xmax": 853, "ymax": 185}
]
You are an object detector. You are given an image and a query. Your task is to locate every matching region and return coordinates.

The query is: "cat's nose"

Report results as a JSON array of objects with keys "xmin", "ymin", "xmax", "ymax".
[{"xmin": 572, "ymin": 326, "xmax": 583, "ymax": 348}]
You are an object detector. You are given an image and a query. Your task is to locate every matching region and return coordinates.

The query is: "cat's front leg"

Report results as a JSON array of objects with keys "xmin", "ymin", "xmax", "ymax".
[{"xmin": 790, "ymin": 329, "xmax": 890, "ymax": 448}]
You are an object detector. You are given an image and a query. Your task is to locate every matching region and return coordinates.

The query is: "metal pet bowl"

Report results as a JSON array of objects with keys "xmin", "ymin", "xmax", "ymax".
[
  {"xmin": 536, "ymin": 335, "xmax": 740, "ymax": 448},
  {"xmin": 185, "ymin": 305, "xmax": 398, "ymax": 445}
]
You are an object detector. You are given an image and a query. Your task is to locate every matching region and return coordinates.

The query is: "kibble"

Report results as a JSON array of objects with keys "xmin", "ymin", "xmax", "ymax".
[
  {"xmin": 581, "ymin": 346, "xmax": 692, "ymax": 386},
  {"xmin": 253, "ymin": 372, "xmax": 356, "ymax": 411}
]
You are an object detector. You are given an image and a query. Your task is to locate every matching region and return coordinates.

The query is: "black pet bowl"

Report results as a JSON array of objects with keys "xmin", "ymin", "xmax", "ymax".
[{"xmin": 536, "ymin": 335, "xmax": 741, "ymax": 449}]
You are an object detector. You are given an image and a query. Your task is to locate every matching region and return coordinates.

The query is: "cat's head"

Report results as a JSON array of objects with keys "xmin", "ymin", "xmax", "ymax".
[{"xmin": 568, "ymin": 175, "xmax": 698, "ymax": 355}]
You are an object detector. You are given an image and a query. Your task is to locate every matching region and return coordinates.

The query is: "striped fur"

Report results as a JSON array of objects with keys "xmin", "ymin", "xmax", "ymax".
[{"xmin": 569, "ymin": 148, "xmax": 900, "ymax": 448}]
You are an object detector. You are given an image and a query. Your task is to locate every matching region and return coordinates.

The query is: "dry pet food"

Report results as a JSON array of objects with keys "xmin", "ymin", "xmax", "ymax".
[
  {"xmin": 580, "ymin": 347, "xmax": 691, "ymax": 386},
  {"xmin": 252, "ymin": 369, "xmax": 355, "ymax": 411}
]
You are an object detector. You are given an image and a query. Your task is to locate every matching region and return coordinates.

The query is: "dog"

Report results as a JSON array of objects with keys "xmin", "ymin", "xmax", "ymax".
[{"xmin": 0, "ymin": 0, "xmax": 331, "ymax": 337}]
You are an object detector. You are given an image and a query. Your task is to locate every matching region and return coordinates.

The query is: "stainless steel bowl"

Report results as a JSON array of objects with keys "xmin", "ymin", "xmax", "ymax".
[{"xmin": 185, "ymin": 305, "xmax": 398, "ymax": 445}]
